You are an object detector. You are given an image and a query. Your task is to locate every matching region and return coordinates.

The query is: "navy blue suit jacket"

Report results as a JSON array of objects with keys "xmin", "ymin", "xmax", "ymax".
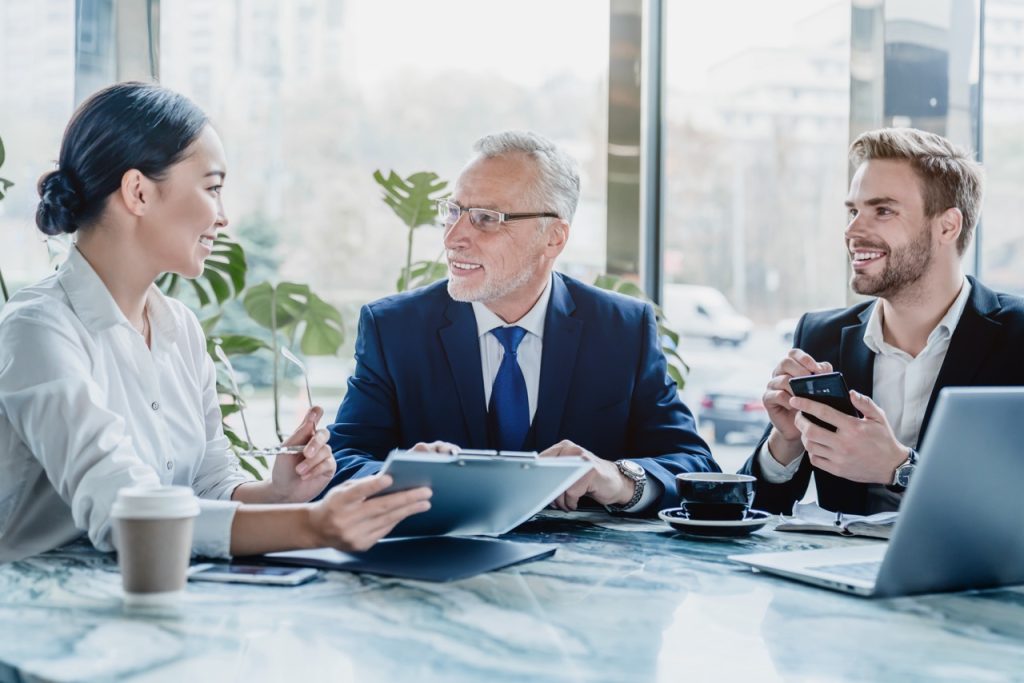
[
  {"xmin": 740, "ymin": 276, "xmax": 1024, "ymax": 514},
  {"xmin": 325, "ymin": 273, "xmax": 718, "ymax": 513}
]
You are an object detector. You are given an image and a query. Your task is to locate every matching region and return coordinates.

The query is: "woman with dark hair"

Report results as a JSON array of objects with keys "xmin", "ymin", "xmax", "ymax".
[{"xmin": 0, "ymin": 82, "xmax": 430, "ymax": 563}]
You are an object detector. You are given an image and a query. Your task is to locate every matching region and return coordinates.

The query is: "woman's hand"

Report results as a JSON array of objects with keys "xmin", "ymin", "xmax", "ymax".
[
  {"xmin": 308, "ymin": 475, "xmax": 432, "ymax": 552},
  {"xmin": 264, "ymin": 406, "xmax": 337, "ymax": 503}
]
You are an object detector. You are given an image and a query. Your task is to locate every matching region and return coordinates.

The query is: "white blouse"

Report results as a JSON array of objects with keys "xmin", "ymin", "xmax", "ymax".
[{"xmin": 0, "ymin": 247, "xmax": 252, "ymax": 563}]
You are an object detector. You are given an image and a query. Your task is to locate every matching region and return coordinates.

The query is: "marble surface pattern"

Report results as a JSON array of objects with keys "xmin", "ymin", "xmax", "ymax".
[{"xmin": 1, "ymin": 513, "xmax": 1023, "ymax": 683}]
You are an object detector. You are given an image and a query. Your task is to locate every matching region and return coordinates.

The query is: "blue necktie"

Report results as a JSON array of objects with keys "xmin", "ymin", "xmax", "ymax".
[{"xmin": 489, "ymin": 326, "xmax": 529, "ymax": 451}]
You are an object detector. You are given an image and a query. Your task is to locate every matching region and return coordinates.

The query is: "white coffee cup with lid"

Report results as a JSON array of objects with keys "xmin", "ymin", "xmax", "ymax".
[{"xmin": 111, "ymin": 485, "xmax": 200, "ymax": 606}]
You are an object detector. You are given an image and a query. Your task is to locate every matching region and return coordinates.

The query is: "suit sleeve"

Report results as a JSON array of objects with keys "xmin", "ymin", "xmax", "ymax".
[
  {"xmin": 738, "ymin": 314, "xmax": 814, "ymax": 514},
  {"xmin": 628, "ymin": 304, "xmax": 721, "ymax": 513},
  {"xmin": 323, "ymin": 304, "xmax": 393, "ymax": 489}
]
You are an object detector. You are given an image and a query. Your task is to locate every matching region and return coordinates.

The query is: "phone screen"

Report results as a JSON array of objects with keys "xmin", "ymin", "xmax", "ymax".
[
  {"xmin": 789, "ymin": 372, "xmax": 861, "ymax": 432},
  {"xmin": 198, "ymin": 565, "xmax": 301, "ymax": 576},
  {"xmin": 189, "ymin": 563, "xmax": 318, "ymax": 585}
]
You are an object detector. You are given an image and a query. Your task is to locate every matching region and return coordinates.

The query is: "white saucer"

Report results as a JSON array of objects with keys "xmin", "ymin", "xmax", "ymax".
[{"xmin": 659, "ymin": 508, "xmax": 771, "ymax": 539}]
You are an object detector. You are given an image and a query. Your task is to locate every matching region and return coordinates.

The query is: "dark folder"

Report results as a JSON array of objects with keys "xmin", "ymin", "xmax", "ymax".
[{"xmin": 255, "ymin": 536, "xmax": 556, "ymax": 582}]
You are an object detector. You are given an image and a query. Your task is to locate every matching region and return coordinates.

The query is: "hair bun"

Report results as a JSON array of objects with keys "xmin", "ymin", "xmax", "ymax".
[{"xmin": 36, "ymin": 170, "xmax": 83, "ymax": 236}]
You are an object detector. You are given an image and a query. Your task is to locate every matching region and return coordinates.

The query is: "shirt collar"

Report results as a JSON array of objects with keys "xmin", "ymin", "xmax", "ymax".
[
  {"xmin": 863, "ymin": 277, "xmax": 972, "ymax": 355},
  {"xmin": 58, "ymin": 246, "xmax": 182, "ymax": 343},
  {"xmin": 471, "ymin": 274, "xmax": 553, "ymax": 340}
]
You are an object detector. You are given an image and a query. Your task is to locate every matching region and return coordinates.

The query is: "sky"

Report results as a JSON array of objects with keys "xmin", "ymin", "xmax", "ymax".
[{"xmin": 345, "ymin": 0, "xmax": 841, "ymax": 90}]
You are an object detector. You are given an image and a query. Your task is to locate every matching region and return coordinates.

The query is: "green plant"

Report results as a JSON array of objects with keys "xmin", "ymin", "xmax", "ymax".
[
  {"xmin": 372, "ymin": 170, "xmax": 449, "ymax": 292},
  {"xmin": 156, "ymin": 233, "xmax": 346, "ymax": 478},
  {"xmin": 0, "ymin": 134, "xmax": 13, "ymax": 302},
  {"xmin": 592, "ymin": 274, "xmax": 689, "ymax": 389},
  {"xmin": 373, "ymin": 168, "xmax": 688, "ymax": 388}
]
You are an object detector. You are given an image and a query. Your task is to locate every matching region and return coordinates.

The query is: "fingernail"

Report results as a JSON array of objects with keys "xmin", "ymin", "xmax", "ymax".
[{"xmin": 296, "ymin": 464, "xmax": 308, "ymax": 475}]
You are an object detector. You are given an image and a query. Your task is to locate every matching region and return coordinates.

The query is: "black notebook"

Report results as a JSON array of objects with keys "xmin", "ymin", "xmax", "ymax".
[{"xmin": 253, "ymin": 536, "xmax": 556, "ymax": 582}]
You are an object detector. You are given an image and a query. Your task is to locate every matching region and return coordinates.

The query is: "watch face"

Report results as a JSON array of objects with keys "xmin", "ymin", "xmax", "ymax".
[
  {"xmin": 618, "ymin": 459, "xmax": 644, "ymax": 478},
  {"xmin": 896, "ymin": 465, "xmax": 914, "ymax": 488}
]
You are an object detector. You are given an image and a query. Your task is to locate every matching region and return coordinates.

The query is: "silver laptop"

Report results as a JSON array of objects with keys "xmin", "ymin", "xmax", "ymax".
[{"xmin": 730, "ymin": 387, "xmax": 1024, "ymax": 597}]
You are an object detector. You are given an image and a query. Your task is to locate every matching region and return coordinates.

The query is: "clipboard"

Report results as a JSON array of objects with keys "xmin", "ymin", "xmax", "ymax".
[{"xmin": 375, "ymin": 449, "xmax": 592, "ymax": 538}]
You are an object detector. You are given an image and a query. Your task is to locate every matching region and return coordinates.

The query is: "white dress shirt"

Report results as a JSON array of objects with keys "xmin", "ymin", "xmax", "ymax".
[
  {"xmin": 759, "ymin": 279, "xmax": 972, "ymax": 511},
  {"xmin": 0, "ymin": 247, "xmax": 251, "ymax": 563},
  {"xmin": 471, "ymin": 275, "xmax": 660, "ymax": 511}
]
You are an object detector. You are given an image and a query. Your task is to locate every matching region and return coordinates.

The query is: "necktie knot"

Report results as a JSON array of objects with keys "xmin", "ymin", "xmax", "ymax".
[{"xmin": 491, "ymin": 326, "xmax": 527, "ymax": 356}]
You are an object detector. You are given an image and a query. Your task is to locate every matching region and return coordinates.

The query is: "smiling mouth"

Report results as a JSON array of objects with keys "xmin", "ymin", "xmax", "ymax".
[
  {"xmin": 198, "ymin": 235, "xmax": 215, "ymax": 249},
  {"xmin": 851, "ymin": 250, "xmax": 886, "ymax": 269},
  {"xmin": 449, "ymin": 260, "xmax": 482, "ymax": 273}
]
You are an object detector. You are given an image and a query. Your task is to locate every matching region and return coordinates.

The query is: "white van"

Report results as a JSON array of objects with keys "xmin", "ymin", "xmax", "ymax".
[{"xmin": 662, "ymin": 284, "xmax": 753, "ymax": 346}]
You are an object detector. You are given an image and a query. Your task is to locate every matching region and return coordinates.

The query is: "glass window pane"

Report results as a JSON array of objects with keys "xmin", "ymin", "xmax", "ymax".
[
  {"xmin": 663, "ymin": 0, "xmax": 851, "ymax": 477},
  {"xmin": 981, "ymin": 0, "xmax": 1024, "ymax": 295},
  {"xmin": 160, "ymin": 0, "xmax": 609, "ymax": 445},
  {"xmin": 0, "ymin": 0, "xmax": 75, "ymax": 295}
]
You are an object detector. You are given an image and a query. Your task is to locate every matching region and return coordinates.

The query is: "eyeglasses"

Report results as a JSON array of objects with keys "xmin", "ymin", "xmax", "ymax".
[{"xmin": 436, "ymin": 199, "xmax": 559, "ymax": 232}]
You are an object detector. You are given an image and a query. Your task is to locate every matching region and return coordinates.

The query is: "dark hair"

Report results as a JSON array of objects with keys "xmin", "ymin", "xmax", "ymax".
[{"xmin": 36, "ymin": 81, "xmax": 208, "ymax": 236}]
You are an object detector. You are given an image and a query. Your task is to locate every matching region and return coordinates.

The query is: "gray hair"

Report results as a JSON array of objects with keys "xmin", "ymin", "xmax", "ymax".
[{"xmin": 472, "ymin": 130, "xmax": 581, "ymax": 224}]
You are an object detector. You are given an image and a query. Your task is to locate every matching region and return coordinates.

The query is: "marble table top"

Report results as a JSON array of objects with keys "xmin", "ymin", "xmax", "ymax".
[{"xmin": 1, "ymin": 513, "xmax": 1022, "ymax": 683}]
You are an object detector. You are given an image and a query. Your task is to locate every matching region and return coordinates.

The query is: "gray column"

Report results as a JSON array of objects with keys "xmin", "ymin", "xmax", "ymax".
[{"xmin": 607, "ymin": 0, "xmax": 664, "ymax": 302}]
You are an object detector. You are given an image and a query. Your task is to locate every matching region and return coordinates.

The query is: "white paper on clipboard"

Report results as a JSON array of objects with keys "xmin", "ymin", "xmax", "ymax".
[{"xmin": 376, "ymin": 449, "xmax": 592, "ymax": 538}]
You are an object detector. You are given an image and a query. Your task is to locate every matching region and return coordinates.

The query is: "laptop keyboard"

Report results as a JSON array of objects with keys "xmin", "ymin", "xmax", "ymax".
[{"xmin": 809, "ymin": 560, "xmax": 882, "ymax": 582}]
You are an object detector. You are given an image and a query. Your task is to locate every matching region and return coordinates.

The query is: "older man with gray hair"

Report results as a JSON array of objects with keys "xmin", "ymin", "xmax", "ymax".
[{"xmin": 324, "ymin": 131, "xmax": 717, "ymax": 514}]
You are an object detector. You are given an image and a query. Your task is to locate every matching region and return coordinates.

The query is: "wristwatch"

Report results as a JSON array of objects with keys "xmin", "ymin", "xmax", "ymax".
[
  {"xmin": 606, "ymin": 459, "xmax": 647, "ymax": 512},
  {"xmin": 891, "ymin": 448, "xmax": 919, "ymax": 489}
]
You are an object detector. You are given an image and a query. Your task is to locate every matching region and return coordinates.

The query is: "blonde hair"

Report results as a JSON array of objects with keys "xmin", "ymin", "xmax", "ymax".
[{"xmin": 849, "ymin": 128, "xmax": 983, "ymax": 255}]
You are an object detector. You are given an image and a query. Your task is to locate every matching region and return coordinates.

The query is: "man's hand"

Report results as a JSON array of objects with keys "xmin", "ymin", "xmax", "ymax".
[
  {"xmin": 763, "ymin": 349, "xmax": 832, "ymax": 465},
  {"xmin": 790, "ymin": 391, "xmax": 909, "ymax": 484},
  {"xmin": 539, "ymin": 440, "xmax": 635, "ymax": 510},
  {"xmin": 409, "ymin": 441, "xmax": 461, "ymax": 454}
]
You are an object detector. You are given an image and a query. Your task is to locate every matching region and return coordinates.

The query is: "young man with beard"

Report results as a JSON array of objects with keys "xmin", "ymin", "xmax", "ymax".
[
  {"xmin": 741, "ymin": 127, "xmax": 1024, "ymax": 515},
  {"xmin": 323, "ymin": 131, "xmax": 718, "ymax": 514}
]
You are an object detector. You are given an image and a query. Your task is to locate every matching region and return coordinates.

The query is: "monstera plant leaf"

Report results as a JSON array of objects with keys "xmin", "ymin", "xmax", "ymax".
[
  {"xmin": 593, "ymin": 274, "xmax": 689, "ymax": 389},
  {"xmin": 242, "ymin": 281, "xmax": 344, "ymax": 355},
  {"xmin": 372, "ymin": 170, "xmax": 448, "ymax": 229},
  {"xmin": 0, "ymin": 139, "xmax": 11, "ymax": 201},
  {"xmin": 157, "ymin": 234, "xmax": 247, "ymax": 307},
  {"xmin": 396, "ymin": 258, "xmax": 448, "ymax": 292}
]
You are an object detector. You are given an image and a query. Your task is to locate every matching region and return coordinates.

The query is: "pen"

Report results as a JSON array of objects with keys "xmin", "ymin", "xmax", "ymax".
[{"xmin": 236, "ymin": 445, "xmax": 306, "ymax": 458}]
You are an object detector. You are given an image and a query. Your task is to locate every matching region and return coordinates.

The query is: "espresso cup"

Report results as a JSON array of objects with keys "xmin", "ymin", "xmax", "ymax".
[
  {"xmin": 675, "ymin": 473, "xmax": 756, "ymax": 520},
  {"xmin": 111, "ymin": 486, "xmax": 200, "ymax": 606}
]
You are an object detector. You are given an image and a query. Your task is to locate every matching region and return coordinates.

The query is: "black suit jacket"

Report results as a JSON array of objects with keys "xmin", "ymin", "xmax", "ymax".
[{"xmin": 740, "ymin": 276, "xmax": 1024, "ymax": 514}]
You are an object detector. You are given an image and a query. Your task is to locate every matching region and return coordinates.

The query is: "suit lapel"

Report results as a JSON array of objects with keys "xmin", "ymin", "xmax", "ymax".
[
  {"xmin": 533, "ymin": 275, "xmax": 583, "ymax": 450},
  {"xmin": 839, "ymin": 303, "xmax": 875, "ymax": 396},
  {"xmin": 919, "ymin": 277, "xmax": 1002, "ymax": 441},
  {"xmin": 439, "ymin": 299, "xmax": 489, "ymax": 447}
]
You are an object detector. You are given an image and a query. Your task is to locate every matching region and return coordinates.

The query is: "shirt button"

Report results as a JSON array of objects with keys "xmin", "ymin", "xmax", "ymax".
[
  {"xmin": 166, "ymin": 461, "xmax": 173, "ymax": 470},
  {"xmin": 151, "ymin": 401, "xmax": 160, "ymax": 411}
]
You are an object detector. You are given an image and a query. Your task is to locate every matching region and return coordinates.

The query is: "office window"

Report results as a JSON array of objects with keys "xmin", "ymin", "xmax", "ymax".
[
  {"xmin": 0, "ymin": 0, "xmax": 75, "ymax": 294},
  {"xmin": 981, "ymin": 0, "xmax": 1024, "ymax": 296},
  {"xmin": 160, "ymin": 0, "xmax": 609, "ymax": 443},
  {"xmin": 662, "ymin": 0, "xmax": 851, "ymax": 473}
]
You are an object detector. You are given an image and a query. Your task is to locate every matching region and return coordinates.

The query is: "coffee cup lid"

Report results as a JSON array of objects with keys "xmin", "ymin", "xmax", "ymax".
[{"xmin": 111, "ymin": 485, "xmax": 200, "ymax": 520}]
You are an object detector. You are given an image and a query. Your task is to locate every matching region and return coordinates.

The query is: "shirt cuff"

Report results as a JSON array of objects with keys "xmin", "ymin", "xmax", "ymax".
[
  {"xmin": 192, "ymin": 499, "xmax": 241, "ymax": 559},
  {"xmin": 623, "ymin": 472, "xmax": 664, "ymax": 513},
  {"xmin": 757, "ymin": 442, "xmax": 804, "ymax": 484}
]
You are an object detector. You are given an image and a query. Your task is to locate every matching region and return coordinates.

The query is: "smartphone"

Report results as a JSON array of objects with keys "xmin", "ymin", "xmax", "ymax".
[
  {"xmin": 188, "ymin": 563, "xmax": 318, "ymax": 586},
  {"xmin": 788, "ymin": 371, "xmax": 861, "ymax": 432}
]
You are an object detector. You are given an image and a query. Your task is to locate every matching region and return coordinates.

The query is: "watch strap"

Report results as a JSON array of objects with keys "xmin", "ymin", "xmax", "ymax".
[{"xmin": 606, "ymin": 460, "xmax": 646, "ymax": 512}]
